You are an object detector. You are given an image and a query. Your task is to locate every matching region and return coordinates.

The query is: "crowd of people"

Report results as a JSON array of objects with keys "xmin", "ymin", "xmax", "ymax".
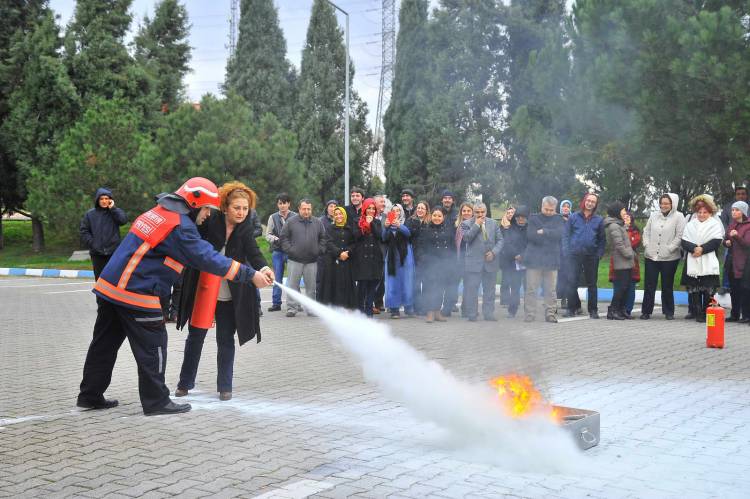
[{"xmin": 77, "ymin": 179, "xmax": 750, "ymax": 411}]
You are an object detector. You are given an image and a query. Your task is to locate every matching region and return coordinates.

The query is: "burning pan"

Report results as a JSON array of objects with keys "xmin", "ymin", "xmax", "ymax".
[{"xmin": 553, "ymin": 406, "xmax": 600, "ymax": 450}]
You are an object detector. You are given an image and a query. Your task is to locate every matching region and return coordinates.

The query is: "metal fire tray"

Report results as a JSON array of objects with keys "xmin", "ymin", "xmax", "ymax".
[{"xmin": 553, "ymin": 405, "xmax": 600, "ymax": 450}]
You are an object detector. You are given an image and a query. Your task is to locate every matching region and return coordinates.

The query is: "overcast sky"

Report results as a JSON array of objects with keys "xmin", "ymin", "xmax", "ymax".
[{"xmin": 48, "ymin": 0, "xmax": 389, "ymax": 128}]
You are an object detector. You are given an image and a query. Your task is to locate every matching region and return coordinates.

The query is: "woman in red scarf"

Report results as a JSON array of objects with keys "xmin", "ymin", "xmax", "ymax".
[{"xmin": 353, "ymin": 199, "xmax": 384, "ymax": 317}]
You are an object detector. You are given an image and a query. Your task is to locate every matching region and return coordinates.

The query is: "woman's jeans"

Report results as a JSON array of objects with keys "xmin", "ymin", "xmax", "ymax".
[
  {"xmin": 613, "ymin": 278, "xmax": 636, "ymax": 314},
  {"xmin": 178, "ymin": 301, "xmax": 237, "ymax": 393},
  {"xmin": 357, "ymin": 279, "xmax": 379, "ymax": 317}
]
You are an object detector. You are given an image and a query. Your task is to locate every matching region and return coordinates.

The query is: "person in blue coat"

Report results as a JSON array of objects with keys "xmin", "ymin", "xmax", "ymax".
[
  {"xmin": 382, "ymin": 204, "xmax": 415, "ymax": 318},
  {"xmin": 76, "ymin": 178, "xmax": 274, "ymax": 416},
  {"xmin": 562, "ymin": 193, "xmax": 606, "ymax": 319}
]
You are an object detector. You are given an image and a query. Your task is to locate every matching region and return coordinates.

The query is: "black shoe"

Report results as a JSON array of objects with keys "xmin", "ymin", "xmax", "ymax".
[
  {"xmin": 606, "ymin": 307, "xmax": 614, "ymax": 320},
  {"xmin": 665, "ymin": 315, "xmax": 674, "ymax": 320},
  {"xmin": 624, "ymin": 312, "xmax": 634, "ymax": 320},
  {"xmin": 640, "ymin": 314, "xmax": 650, "ymax": 320},
  {"xmin": 484, "ymin": 316, "xmax": 497, "ymax": 321},
  {"xmin": 589, "ymin": 311, "xmax": 600, "ymax": 319},
  {"xmin": 697, "ymin": 314, "xmax": 706, "ymax": 323},
  {"xmin": 268, "ymin": 304, "xmax": 281, "ymax": 312},
  {"xmin": 739, "ymin": 318, "xmax": 750, "ymax": 324},
  {"xmin": 726, "ymin": 316, "xmax": 739, "ymax": 323},
  {"xmin": 77, "ymin": 397, "xmax": 119, "ymax": 410},
  {"xmin": 468, "ymin": 316, "xmax": 477, "ymax": 322},
  {"xmin": 562, "ymin": 310, "xmax": 574, "ymax": 318},
  {"xmin": 685, "ymin": 313, "xmax": 695, "ymax": 320},
  {"xmin": 611, "ymin": 310, "xmax": 626, "ymax": 320},
  {"xmin": 144, "ymin": 401, "xmax": 191, "ymax": 416}
]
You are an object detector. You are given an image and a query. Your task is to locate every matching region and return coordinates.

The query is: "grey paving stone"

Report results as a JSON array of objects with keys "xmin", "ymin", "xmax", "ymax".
[{"xmin": 1, "ymin": 278, "xmax": 750, "ymax": 498}]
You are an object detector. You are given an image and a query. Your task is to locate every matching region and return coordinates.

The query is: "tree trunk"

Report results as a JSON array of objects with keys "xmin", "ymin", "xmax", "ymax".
[
  {"xmin": 32, "ymin": 216, "xmax": 45, "ymax": 253},
  {"xmin": 0, "ymin": 216, "xmax": 4, "ymax": 250}
]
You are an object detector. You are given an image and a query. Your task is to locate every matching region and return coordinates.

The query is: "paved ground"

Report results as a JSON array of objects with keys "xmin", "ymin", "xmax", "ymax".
[{"xmin": 1, "ymin": 276, "xmax": 749, "ymax": 498}]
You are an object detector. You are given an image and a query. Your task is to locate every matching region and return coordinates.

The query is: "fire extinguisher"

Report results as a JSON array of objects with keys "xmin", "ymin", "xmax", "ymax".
[
  {"xmin": 706, "ymin": 298, "xmax": 725, "ymax": 349},
  {"xmin": 190, "ymin": 272, "xmax": 222, "ymax": 329}
]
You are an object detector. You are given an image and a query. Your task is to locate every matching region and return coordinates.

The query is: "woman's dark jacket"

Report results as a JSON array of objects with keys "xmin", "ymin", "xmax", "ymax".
[
  {"xmin": 319, "ymin": 224, "xmax": 357, "ymax": 308},
  {"xmin": 353, "ymin": 219, "xmax": 383, "ymax": 281},
  {"xmin": 177, "ymin": 212, "xmax": 268, "ymax": 345},
  {"xmin": 406, "ymin": 218, "xmax": 428, "ymax": 265},
  {"xmin": 421, "ymin": 222, "xmax": 455, "ymax": 273}
]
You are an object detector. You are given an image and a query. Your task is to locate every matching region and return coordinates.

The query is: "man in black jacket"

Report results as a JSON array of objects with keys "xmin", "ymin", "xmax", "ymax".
[{"xmin": 79, "ymin": 187, "xmax": 128, "ymax": 280}]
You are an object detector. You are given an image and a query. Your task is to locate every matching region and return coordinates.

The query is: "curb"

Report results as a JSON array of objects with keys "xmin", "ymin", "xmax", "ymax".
[
  {"xmin": 0, "ymin": 267, "xmax": 94, "ymax": 279},
  {"xmin": 0, "ymin": 268, "xmax": 725, "ymax": 308}
]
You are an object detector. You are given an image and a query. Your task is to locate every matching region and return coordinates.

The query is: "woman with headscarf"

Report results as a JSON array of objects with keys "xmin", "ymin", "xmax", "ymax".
[
  {"xmin": 316, "ymin": 199, "xmax": 338, "ymax": 298},
  {"xmin": 604, "ymin": 202, "xmax": 635, "ymax": 320},
  {"xmin": 382, "ymin": 204, "xmax": 415, "ymax": 318},
  {"xmin": 319, "ymin": 206, "xmax": 357, "ymax": 309},
  {"xmin": 353, "ymin": 198, "xmax": 383, "ymax": 317},
  {"xmin": 723, "ymin": 200, "xmax": 750, "ymax": 322},
  {"xmin": 406, "ymin": 201, "xmax": 430, "ymax": 316},
  {"xmin": 556, "ymin": 199, "xmax": 574, "ymax": 308},
  {"xmin": 641, "ymin": 193, "xmax": 685, "ymax": 320},
  {"xmin": 500, "ymin": 205, "xmax": 529, "ymax": 318},
  {"xmin": 681, "ymin": 195, "xmax": 724, "ymax": 322}
]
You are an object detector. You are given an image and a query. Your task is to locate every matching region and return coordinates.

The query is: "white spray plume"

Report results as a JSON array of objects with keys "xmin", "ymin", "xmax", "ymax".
[{"xmin": 277, "ymin": 284, "xmax": 586, "ymax": 472}]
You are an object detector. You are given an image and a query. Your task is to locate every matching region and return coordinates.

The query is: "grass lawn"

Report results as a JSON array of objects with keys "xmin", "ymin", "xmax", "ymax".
[{"xmin": 0, "ymin": 220, "xmax": 272, "ymax": 270}]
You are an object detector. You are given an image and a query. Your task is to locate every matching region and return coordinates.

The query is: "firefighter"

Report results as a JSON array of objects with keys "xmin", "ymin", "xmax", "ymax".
[{"xmin": 76, "ymin": 177, "xmax": 274, "ymax": 416}]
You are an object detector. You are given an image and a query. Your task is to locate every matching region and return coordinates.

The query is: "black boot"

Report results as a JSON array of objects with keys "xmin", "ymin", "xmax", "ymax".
[
  {"xmin": 685, "ymin": 292, "xmax": 696, "ymax": 320},
  {"xmin": 611, "ymin": 309, "xmax": 626, "ymax": 320},
  {"xmin": 606, "ymin": 306, "xmax": 614, "ymax": 320}
]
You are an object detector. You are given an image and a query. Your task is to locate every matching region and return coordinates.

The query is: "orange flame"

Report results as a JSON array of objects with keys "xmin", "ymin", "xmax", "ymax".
[{"xmin": 490, "ymin": 374, "xmax": 559, "ymax": 421}]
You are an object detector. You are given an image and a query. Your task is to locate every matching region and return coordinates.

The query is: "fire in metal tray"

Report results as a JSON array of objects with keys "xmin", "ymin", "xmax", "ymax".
[{"xmin": 490, "ymin": 374, "xmax": 600, "ymax": 450}]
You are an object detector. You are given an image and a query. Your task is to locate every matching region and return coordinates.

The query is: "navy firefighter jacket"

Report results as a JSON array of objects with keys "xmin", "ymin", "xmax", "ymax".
[{"xmin": 93, "ymin": 205, "xmax": 256, "ymax": 312}]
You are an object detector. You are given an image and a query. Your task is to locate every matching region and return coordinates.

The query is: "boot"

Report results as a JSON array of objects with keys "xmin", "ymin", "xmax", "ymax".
[
  {"xmin": 685, "ymin": 292, "xmax": 696, "ymax": 320},
  {"xmin": 435, "ymin": 311, "xmax": 447, "ymax": 322},
  {"xmin": 611, "ymin": 309, "xmax": 626, "ymax": 320},
  {"xmin": 425, "ymin": 311, "xmax": 434, "ymax": 323},
  {"xmin": 606, "ymin": 306, "xmax": 614, "ymax": 320}
]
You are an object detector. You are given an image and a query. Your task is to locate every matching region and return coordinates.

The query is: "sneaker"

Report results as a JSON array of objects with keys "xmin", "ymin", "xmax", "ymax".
[
  {"xmin": 268, "ymin": 304, "xmax": 282, "ymax": 312},
  {"xmin": 286, "ymin": 310, "xmax": 296, "ymax": 317}
]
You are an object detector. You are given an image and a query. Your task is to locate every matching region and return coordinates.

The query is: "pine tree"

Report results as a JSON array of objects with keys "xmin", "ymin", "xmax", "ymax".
[
  {"xmin": 296, "ymin": 0, "xmax": 372, "ymax": 206},
  {"xmin": 64, "ymin": 0, "xmax": 153, "ymax": 113},
  {"xmin": 225, "ymin": 0, "xmax": 295, "ymax": 126},
  {"xmin": 503, "ymin": 0, "xmax": 581, "ymax": 205},
  {"xmin": 1, "ymin": 7, "xmax": 80, "ymax": 249},
  {"xmin": 383, "ymin": 0, "xmax": 433, "ymax": 199},
  {"xmin": 0, "ymin": 0, "xmax": 47, "ymax": 247},
  {"xmin": 134, "ymin": 0, "xmax": 191, "ymax": 112}
]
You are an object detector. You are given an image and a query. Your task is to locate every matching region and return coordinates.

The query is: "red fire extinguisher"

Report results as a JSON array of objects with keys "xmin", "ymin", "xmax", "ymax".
[
  {"xmin": 706, "ymin": 298, "xmax": 725, "ymax": 349},
  {"xmin": 190, "ymin": 272, "xmax": 222, "ymax": 329}
]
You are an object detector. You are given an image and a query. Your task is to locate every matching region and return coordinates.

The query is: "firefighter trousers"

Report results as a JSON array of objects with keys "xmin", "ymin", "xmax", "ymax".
[{"xmin": 78, "ymin": 299, "xmax": 171, "ymax": 413}]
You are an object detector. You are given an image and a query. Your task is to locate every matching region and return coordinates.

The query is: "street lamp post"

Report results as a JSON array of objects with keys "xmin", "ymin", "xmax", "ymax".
[{"xmin": 325, "ymin": 0, "xmax": 350, "ymax": 206}]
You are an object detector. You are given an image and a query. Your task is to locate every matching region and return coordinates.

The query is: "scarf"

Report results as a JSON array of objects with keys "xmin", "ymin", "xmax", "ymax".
[
  {"xmin": 358, "ymin": 198, "xmax": 376, "ymax": 235},
  {"xmin": 333, "ymin": 206, "xmax": 347, "ymax": 228},
  {"xmin": 386, "ymin": 225, "xmax": 409, "ymax": 276},
  {"xmin": 683, "ymin": 215, "xmax": 723, "ymax": 277}
]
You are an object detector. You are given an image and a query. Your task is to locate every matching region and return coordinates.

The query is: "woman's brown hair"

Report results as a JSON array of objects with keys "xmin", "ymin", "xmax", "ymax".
[{"xmin": 219, "ymin": 181, "xmax": 257, "ymax": 211}]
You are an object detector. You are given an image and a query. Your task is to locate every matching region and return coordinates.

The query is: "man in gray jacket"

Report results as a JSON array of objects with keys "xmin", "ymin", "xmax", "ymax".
[
  {"xmin": 280, "ymin": 199, "xmax": 327, "ymax": 317},
  {"xmin": 460, "ymin": 203, "xmax": 504, "ymax": 321}
]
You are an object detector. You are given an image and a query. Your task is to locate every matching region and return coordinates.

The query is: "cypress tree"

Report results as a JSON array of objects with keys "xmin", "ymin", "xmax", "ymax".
[
  {"xmin": 134, "ymin": 0, "xmax": 191, "ymax": 112},
  {"xmin": 383, "ymin": 0, "xmax": 432, "ymax": 199},
  {"xmin": 64, "ymin": 0, "xmax": 152, "ymax": 113},
  {"xmin": 296, "ymin": 0, "xmax": 372, "ymax": 206},
  {"xmin": 225, "ymin": 0, "xmax": 295, "ymax": 126}
]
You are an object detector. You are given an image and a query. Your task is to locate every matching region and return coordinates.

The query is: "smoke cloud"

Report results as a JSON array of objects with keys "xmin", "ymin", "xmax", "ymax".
[{"xmin": 276, "ymin": 283, "xmax": 586, "ymax": 472}]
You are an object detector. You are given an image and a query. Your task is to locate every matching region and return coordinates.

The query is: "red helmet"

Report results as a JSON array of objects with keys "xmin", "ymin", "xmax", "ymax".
[{"xmin": 174, "ymin": 177, "xmax": 220, "ymax": 209}]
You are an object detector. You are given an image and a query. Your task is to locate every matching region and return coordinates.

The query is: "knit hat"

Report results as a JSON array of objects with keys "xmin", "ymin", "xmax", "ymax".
[
  {"xmin": 441, "ymin": 189, "xmax": 455, "ymax": 200},
  {"xmin": 400, "ymin": 188, "xmax": 415, "ymax": 197},
  {"xmin": 732, "ymin": 201, "xmax": 748, "ymax": 218}
]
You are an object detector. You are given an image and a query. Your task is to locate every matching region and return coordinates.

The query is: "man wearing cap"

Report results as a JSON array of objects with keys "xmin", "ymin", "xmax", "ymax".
[
  {"xmin": 76, "ymin": 177, "xmax": 274, "ymax": 416},
  {"xmin": 401, "ymin": 189, "xmax": 416, "ymax": 219},
  {"xmin": 441, "ymin": 189, "xmax": 459, "ymax": 227}
]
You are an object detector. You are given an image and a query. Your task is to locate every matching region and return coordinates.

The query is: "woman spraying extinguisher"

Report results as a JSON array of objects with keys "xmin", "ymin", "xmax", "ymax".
[{"xmin": 175, "ymin": 181, "xmax": 273, "ymax": 401}]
